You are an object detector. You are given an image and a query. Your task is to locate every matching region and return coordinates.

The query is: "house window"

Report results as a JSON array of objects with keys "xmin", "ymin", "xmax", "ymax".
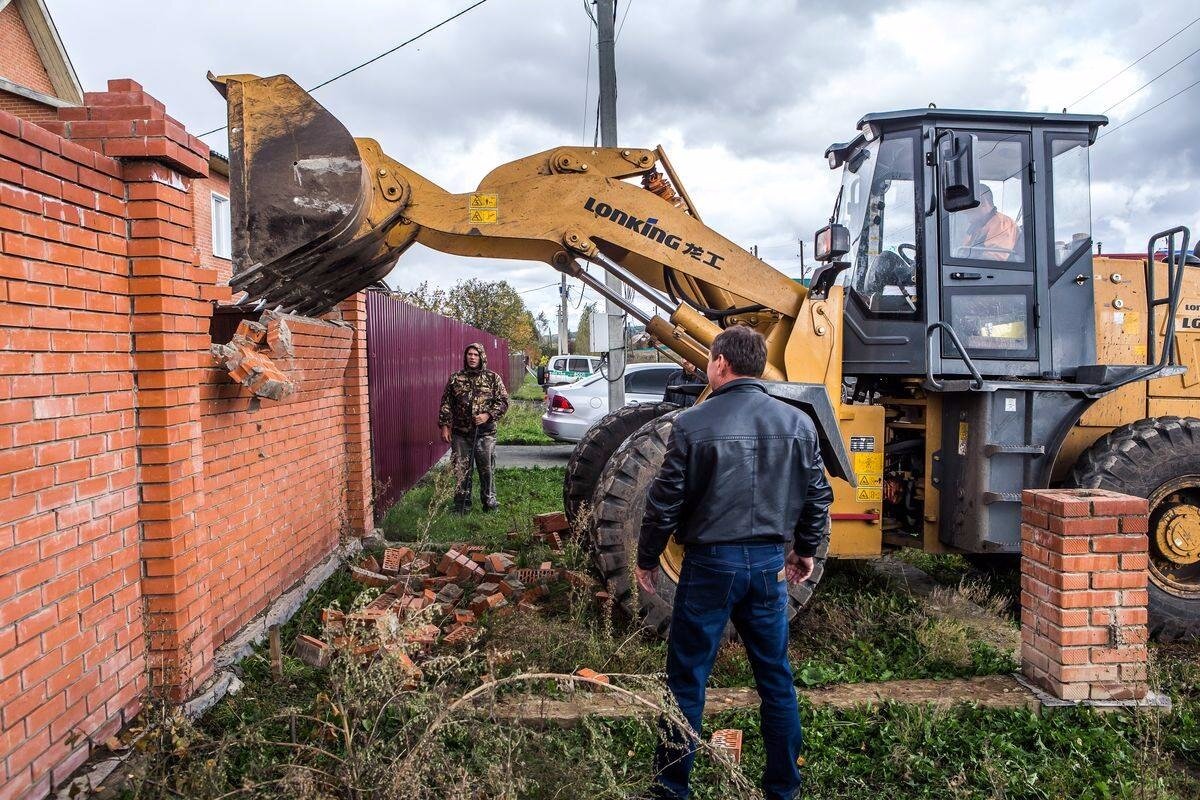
[{"xmin": 211, "ymin": 192, "xmax": 231, "ymax": 260}]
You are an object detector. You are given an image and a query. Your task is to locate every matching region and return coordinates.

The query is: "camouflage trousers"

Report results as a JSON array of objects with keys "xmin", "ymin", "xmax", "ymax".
[{"xmin": 450, "ymin": 430, "xmax": 498, "ymax": 510}]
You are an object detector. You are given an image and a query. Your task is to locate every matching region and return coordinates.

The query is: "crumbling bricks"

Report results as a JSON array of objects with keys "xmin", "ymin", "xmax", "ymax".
[
  {"xmin": 710, "ymin": 729, "xmax": 743, "ymax": 764},
  {"xmin": 210, "ymin": 316, "xmax": 298, "ymax": 401},
  {"xmin": 535, "ymin": 511, "xmax": 570, "ymax": 535},
  {"xmin": 350, "ymin": 564, "xmax": 393, "ymax": 587},
  {"xmin": 381, "ymin": 546, "xmax": 415, "ymax": 574},
  {"xmin": 1020, "ymin": 489, "xmax": 1150, "ymax": 702},
  {"xmin": 294, "ymin": 635, "xmax": 332, "ymax": 669},
  {"xmin": 574, "ymin": 668, "xmax": 610, "ymax": 692}
]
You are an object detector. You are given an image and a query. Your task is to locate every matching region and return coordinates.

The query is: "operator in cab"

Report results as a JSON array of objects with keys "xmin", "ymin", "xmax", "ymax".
[
  {"xmin": 438, "ymin": 343, "xmax": 509, "ymax": 514},
  {"xmin": 634, "ymin": 325, "xmax": 833, "ymax": 800},
  {"xmin": 955, "ymin": 184, "xmax": 1019, "ymax": 261}
]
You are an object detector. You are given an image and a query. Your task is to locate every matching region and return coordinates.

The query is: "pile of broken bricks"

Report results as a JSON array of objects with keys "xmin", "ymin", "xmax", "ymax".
[
  {"xmin": 210, "ymin": 314, "xmax": 297, "ymax": 401},
  {"xmin": 293, "ymin": 541, "xmax": 603, "ymax": 678}
]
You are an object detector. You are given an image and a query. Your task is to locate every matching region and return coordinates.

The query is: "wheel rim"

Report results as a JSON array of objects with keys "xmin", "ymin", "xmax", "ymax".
[{"xmin": 1149, "ymin": 476, "xmax": 1200, "ymax": 599}]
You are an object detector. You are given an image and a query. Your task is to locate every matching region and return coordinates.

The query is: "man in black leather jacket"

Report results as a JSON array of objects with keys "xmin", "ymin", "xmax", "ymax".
[{"xmin": 635, "ymin": 325, "xmax": 833, "ymax": 800}]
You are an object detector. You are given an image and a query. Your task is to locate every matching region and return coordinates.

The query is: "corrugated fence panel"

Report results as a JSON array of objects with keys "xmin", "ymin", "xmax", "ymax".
[{"xmin": 366, "ymin": 292, "xmax": 520, "ymax": 511}]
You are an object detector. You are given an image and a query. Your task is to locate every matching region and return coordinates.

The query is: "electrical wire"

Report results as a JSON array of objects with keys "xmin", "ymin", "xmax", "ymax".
[
  {"xmin": 581, "ymin": 7, "xmax": 594, "ymax": 144},
  {"xmin": 518, "ymin": 282, "xmax": 560, "ymax": 294},
  {"xmin": 198, "ymin": 0, "xmax": 491, "ymax": 137},
  {"xmin": 1100, "ymin": 43, "xmax": 1200, "ymax": 114},
  {"xmin": 1097, "ymin": 76, "xmax": 1200, "ymax": 141},
  {"xmin": 1066, "ymin": 14, "xmax": 1200, "ymax": 109},
  {"xmin": 615, "ymin": 0, "xmax": 634, "ymax": 41}
]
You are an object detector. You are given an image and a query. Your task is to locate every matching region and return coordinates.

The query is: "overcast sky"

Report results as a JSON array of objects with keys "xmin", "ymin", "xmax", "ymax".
[{"xmin": 47, "ymin": 0, "xmax": 1200, "ymax": 331}]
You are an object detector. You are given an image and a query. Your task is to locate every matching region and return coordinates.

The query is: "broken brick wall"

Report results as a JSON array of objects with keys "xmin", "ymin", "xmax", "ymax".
[
  {"xmin": 200, "ymin": 306, "xmax": 370, "ymax": 645},
  {"xmin": 1, "ymin": 80, "xmax": 373, "ymax": 800}
]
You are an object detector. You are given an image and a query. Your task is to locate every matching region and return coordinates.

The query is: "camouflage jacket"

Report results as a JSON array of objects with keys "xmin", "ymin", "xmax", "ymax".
[{"xmin": 438, "ymin": 343, "xmax": 509, "ymax": 435}]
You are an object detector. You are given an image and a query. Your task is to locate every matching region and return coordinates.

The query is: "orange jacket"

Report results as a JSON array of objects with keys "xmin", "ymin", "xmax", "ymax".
[{"xmin": 961, "ymin": 210, "xmax": 1019, "ymax": 260}]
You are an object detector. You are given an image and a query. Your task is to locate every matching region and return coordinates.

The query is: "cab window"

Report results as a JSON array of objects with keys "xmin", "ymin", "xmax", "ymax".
[
  {"xmin": 551, "ymin": 358, "xmax": 567, "ymax": 371},
  {"xmin": 941, "ymin": 132, "xmax": 1031, "ymax": 266},
  {"xmin": 1047, "ymin": 135, "xmax": 1091, "ymax": 270},
  {"xmin": 839, "ymin": 132, "xmax": 921, "ymax": 316}
]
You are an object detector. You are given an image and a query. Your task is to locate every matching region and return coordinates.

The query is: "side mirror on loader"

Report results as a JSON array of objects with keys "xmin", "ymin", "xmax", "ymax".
[{"xmin": 937, "ymin": 131, "xmax": 980, "ymax": 213}]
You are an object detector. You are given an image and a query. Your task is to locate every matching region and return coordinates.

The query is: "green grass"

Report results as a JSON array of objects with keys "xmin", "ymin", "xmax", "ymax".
[
  {"xmin": 513, "ymin": 374, "xmax": 546, "ymax": 402},
  {"xmin": 380, "ymin": 466, "xmax": 565, "ymax": 550},
  {"xmin": 496, "ymin": 375, "xmax": 554, "ymax": 444},
  {"xmin": 117, "ymin": 468, "xmax": 1200, "ymax": 800},
  {"xmin": 496, "ymin": 399, "xmax": 555, "ymax": 445}
]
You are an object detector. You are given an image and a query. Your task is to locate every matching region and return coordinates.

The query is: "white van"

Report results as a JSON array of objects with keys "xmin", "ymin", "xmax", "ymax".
[{"xmin": 544, "ymin": 354, "xmax": 602, "ymax": 386}]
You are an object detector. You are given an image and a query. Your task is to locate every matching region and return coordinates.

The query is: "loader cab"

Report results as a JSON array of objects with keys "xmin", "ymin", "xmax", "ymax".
[{"xmin": 822, "ymin": 109, "xmax": 1106, "ymax": 383}]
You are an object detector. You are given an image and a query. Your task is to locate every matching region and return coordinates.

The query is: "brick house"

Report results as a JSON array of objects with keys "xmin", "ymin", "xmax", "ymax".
[{"xmin": 0, "ymin": 0, "xmax": 83, "ymax": 124}]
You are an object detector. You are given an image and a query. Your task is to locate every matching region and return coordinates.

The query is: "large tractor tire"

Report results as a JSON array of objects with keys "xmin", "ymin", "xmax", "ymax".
[
  {"xmin": 1066, "ymin": 416, "xmax": 1200, "ymax": 641},
  {"xmin": 590, "ymin": 411, "xmax": 830, "ymax": 639},
  {"xmin": 563, "ymin": 401, "xmax": 679, "ymax": 525}
]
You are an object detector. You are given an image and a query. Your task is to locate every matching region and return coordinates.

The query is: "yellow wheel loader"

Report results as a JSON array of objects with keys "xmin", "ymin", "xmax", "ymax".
[{"xmin": 211, "ymin": 72, "xmax": 1200, "ymax": 640}]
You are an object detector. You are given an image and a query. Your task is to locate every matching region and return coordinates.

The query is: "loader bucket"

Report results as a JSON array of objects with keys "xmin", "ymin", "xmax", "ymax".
[{"xmin": 210, "ymin": 72, "xmax": 397, "ymax": 315}]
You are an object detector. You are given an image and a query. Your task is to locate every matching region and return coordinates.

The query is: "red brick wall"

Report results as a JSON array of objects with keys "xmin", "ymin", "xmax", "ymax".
[
  {"xmin": 0, "ymin": 92, "xmax": 58, "ymax": 125},
  {"xmin": 191, "ymin": 174, "xmax": 232, "ymax": 284},
  {"xmin": 0, "ymin": 107, "xmax": 142, "ymax": 800},
  {"xmin": 200, "ymin": 311, "xmax": 361, "ymax": 644},
  {"xmin": 0, "ymin": 79, "xmax": 373, "ymax": 800},
  {"xmin": 1020, "ymin": 489, "xmax": 1150, "ymax": 703},
  {"xmin": 0, "ymin": 2, "xmax": 56, "ymax": 96}
]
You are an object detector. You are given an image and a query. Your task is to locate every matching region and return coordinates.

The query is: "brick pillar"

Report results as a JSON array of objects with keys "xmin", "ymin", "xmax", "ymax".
[
  {"xmin": 1020, "ymin": 488, "xmax": 1150, "ymax": 703},
  {"xmin": 340, "ymin": 293, "xmax": 373, "ymax": 534},
  {"xmin": 47, "ymin": 79, "xmax": 218, "ymax": 699}
]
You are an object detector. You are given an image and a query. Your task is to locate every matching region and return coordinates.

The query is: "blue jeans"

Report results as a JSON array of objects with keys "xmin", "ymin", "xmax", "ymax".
[{"xmin": 652, "ymin": 543, "xmax": 803, "ymax": 800}]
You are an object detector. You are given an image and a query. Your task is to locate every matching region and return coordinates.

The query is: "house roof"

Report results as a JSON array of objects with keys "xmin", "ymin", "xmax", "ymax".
[{"xmin": 0, "ymin": 0, "xmax": 83, "ymax": 105}]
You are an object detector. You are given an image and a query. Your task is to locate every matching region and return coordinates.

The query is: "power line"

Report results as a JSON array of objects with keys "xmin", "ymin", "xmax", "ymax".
[
  {"xmin": 615, "ymin": 0, "xmax": 634, "ymax": 41},
  {"xmin": 198, "ymin": 0, "xmax": 490, "ymax": 137},
  {"xmin": 1101, "ymin": 43, "xmax": 1200, "ymax": 114},
  {"xmin": 1066, "ymin": 14, "xmax": 1200, "ymax": 109},
  {"xmin": 581, "ymin": 2, "xmax": 594, "ymax": 144},
  {"xmin": 1097, "ymin": 76, "xmax": 1200, "ymax": 141},
  {"xmin": 518, "ymin": 282, "xmax": 560, "ymax": 294}
]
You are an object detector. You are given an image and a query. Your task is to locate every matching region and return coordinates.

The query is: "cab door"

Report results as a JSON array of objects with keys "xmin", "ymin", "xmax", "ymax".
[
  {"xmin": 935, "ymin": 129, "xmax": 1041, "ymax": 376},
  {"xmin": 840, "ymin": 129, "xmax": 928, "ymax": 376}
]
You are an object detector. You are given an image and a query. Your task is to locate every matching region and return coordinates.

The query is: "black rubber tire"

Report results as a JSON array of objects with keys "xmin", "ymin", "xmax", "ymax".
[
  {"xmin": 1066, "ymin": 416, "xmax": 1200, "ymax": 641},
  {"xmin": 563, "ymin": 401, "xmax": 679, "ymax": 525},
  {"xmin": 589, "ymin": 411, "xmax": 830, "ymax": 639}
]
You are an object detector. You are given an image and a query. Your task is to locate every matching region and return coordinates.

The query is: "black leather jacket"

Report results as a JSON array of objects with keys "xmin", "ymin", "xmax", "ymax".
[{"xmin": 637, "ymin": 378, "xmax": 834, "ymax": 569}]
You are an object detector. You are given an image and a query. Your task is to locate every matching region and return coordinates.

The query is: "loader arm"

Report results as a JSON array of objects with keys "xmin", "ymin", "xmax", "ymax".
[{"xmin": 209, "ymin": 72, "xmax": 844, "ymax": 398}]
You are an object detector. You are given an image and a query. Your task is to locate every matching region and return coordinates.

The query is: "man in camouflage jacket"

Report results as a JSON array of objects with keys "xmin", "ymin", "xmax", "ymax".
[{"xmin": 439, "ymin": 343, "xmax": 510, "ymax": 512}]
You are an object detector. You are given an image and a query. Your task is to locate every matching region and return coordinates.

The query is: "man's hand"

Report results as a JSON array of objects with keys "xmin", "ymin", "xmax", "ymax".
[
  {"xmin": 636, "ymin": 566, "xmax": 659, "ymax": 595},
  {"xmin": 785, "ymin": 552, "xmax": 814, "ymax": 585},
  {"xmin": 439, "ymin": 425, "xmax": 451, "ymax": 444},
  {"xmin": 473, "ymin": 413, "xmax": 490, "ymax": 426}
]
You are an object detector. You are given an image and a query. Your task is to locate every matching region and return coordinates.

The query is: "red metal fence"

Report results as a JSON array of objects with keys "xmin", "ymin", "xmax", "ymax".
[{"xmin": 366, "ymin": 292, "xmax": 526, "ymax": 511}]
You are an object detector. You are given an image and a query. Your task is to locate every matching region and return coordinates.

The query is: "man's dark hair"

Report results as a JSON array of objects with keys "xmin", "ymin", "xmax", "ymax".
[{"xmin": 710, "ymin": 325, "xmax": 767, "ymax": 377}]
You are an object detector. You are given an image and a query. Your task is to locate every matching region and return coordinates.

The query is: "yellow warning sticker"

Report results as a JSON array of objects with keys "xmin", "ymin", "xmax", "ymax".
[
  {"xmin": 852, "ymin": 452, "xmax": 883, "ymax": 474},
  {"xmin": 857, "ymin": 473, "xmax": 883, "ymax": 487},
  {"xmin": 855, "ymin": 487, "xmax": 883, "ymax": 502},
  {"xmin": 1123, "ymin": 311, "xmax": 1141, "ymax": 335},
  {"xmin": 957, "ymin": 422, "xmax": 969, "ymax": 456},
  {"xmin": 468, "ymin": 208, "xmax": 498, "ymax": 224},
  {"xmin": 468, "ymin": 193, "xmax": 498, "ymax": 209}
]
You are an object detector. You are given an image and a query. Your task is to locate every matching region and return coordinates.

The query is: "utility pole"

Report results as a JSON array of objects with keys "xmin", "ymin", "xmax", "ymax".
[
  {"xmin": 558, "ymin": 275, "xmax": 570, "ymax": 354},
  {"xmin": 596, "ymin": 0, "xmax": 625, "ymax": 409}
]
